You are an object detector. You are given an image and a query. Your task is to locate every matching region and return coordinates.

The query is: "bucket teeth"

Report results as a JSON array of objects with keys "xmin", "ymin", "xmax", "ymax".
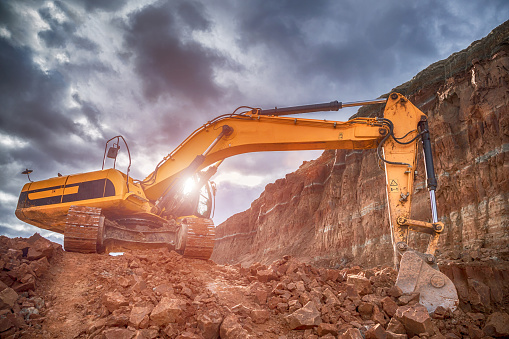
[{"xmin": 396, "ymin": 251, "xmax": 459, "ymax": 312}]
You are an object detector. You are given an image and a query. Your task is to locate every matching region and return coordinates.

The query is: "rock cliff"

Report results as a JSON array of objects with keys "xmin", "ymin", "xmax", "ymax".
[{"xmin": 212, "ymin": 21, "xmax": 509, "ymax": 269}]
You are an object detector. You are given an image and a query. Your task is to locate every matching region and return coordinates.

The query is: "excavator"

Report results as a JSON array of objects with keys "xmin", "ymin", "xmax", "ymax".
[{"xmin": 16, "ymin": 93, "xmax": 458, "ymax": 312}]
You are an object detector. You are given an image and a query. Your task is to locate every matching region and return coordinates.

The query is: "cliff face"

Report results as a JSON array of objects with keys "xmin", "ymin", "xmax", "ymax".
[{"xmin": 212, "ymin": 22, "xmax": 509, "ymax": 269}]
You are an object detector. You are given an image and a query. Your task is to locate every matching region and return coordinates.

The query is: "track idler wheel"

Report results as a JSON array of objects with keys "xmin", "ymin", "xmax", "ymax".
[
  {"xmin": 64, "ymin": 206, "xmax": 105, "ymax": 253},
  {"xmin": 175, "ymin": 218, "xmax": 215, "ymax": 260},
  {"xmin": 396, "ymin": 251, "xmax": 458, "ymax": 312}
]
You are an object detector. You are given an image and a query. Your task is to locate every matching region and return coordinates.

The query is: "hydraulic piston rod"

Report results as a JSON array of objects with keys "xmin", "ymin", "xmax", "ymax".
[
  {"xmin": 418, "ymin": 117, "xmax": 439, "ymax": 223},
  {"xmin": 256, "ymin": 98, "xmax": 387, "ymax": 116}
]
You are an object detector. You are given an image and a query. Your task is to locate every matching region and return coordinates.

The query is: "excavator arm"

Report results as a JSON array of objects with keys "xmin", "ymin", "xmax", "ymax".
[{"xmin": 140, "ymin": 92, "xmax": 457, "ymax": 311}]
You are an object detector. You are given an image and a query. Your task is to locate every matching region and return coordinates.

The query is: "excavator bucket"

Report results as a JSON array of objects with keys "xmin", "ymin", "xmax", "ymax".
[{"xmin": 396, "ymin": 251, "xmax": 458, "ymax": 313}]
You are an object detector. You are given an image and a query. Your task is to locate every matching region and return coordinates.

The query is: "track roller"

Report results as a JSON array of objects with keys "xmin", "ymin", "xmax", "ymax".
[
  {"xmin": 175, "ymin": 218, "xmax": 215, "ymax": 260},
  {"xmin": 64, "ymin": 206, "xmax": 104, "ymax": 253}
]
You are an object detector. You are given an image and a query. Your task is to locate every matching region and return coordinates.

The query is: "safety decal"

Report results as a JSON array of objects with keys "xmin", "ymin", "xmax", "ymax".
[{"xmin": 389, "ymin": 179, "xmax": 399, "ymax": 192}]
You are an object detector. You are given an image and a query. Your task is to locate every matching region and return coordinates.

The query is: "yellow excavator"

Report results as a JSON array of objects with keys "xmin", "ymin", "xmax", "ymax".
[{"xmin": 16, "ymin": 93, "xmax": 457, "ymax": 312}]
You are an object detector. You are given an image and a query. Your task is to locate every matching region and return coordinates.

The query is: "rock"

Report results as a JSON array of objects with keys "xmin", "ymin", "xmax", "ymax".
[
  {"xmin": 365, "ymin": 323, "xmax": 387, "ymax": 339},
  {"xmin": 338, "ymin": 327, "xmax": 363, "ymax": 339},
  {"xmin": 26, "ymin": 237, "xmax": 54, "ymax": 260},
  {"xmin": 386, "ymin": 332, "xmax": 408, "ymax": 339},
  {"xmin": 358, "ymin": 302, "xmax": 374, "ymax": 319},
  {"xmin": 28, "ymin": 257, "xmax": 50, "ymax": 277},
  {"xmin": 107, "ymin": 308, "xmax": 130, "ymax": 327},
  {"xmin": 129, "ymin": 305, "xmax": 153, "ymax": 329},
  {"xmin": 346, "ymin": 274, "xmax": 373, "ymax": 295},
  {"xmin": 163, "ymin": 323, "xmax": 180, "ymax": 338},
  {"xmin": 256, "ymin": 269, "xmax": 277, "ymax": 282},
  {"xmin": 231, "ymin": 303, "xmax": 251, "ymax": 316},
  {"xmin": 323, "ymin": 288, "xmax": 340, "ymax": 306},
  {"xmin": 102, "ymin": 291, "xmax": 129, "ymax": 312},
  {"xmin": 345, "ymin": 284, "xmax": 361, "ymax": 300},
  {"xmin": 431, "ymin": 306, "xmax": 448, "ymax": 320},
  {"xmin": 103, "ymin": 327, "xmax": 135, "ymax": 339},
  {"xmin": 317, "ymin": 322, "xmax": 338, "ymax": 336},
  {"xmin": 395, "ymin": 304, "xmax": 434, "ymax": 337},
  {"xmin": 197, "ymin": 310, "xmax": 223, "ymax": 339},
  {"xmin": 0, "ymin": 314, "xmax": 14, "ymax": 332},
  {"xmin": 397, "ymin": 293, "xmax": 419, "ymax": 306},
  {"xmin": 150, "ymin": 297, "xmax": 183, "ymax": 326},
  {"xmin": 381, "ymin": 296, "xmax": 399, "ymax": 317},
  {"xmin": 285, "ymin": 301, "xmax": 321, "ymax": 330},
  {"xmin": 288, "ymin": 299, "xmax": 302, "ymax": 313},
  {"xmin": 12, "ymin": 280, "xmax": 36, "ymax": 293},
  {"xmin": 386, "ymin": 318, "xmax": 406, "ymax": 334},
  {"xmin": 483, "ymin": 312, "xmax": 509, "ymax": 337},
  {"xmin": 387, "ymin": 286, "xmax": 403, "ymax": 298},
  {"xmin": 0, "ymin": 287, "xmax": 18, "ymax": 309},
  {"xmin": 176, "ymin": 331, "xmax": 202, "ymax": 339},
  {"xmin": 252, "ymin": 289, "xmax": 268, "ymax": 305},
  {"xmin": 468, "ymin": 278, "xmax": 491, "ymax": 312},
  {"xmin": 250, "ymin": 309, "xmax": 270, "ymax": 324},
  {"xmin": 220, "ymin": 313, "xmax": 252, "ymax": 339},
  {"xmin": 372, "ymin": 305, "xmax": 388, "ymax": 326}
]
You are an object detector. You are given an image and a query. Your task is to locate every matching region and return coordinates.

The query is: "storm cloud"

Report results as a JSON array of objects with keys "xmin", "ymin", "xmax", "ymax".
[{"xmin": 0, "ymin": 0, "xmax": 507, "ymax": 241}]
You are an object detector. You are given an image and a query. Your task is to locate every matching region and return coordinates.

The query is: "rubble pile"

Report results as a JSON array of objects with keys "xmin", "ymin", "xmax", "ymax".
[
  {"xmin": 0, "ymin": 234, "xmax": 61, "ymax": 337},
  {"xmin": 0, "ymin": 236, "xmax": 507, "ymax": 338}
]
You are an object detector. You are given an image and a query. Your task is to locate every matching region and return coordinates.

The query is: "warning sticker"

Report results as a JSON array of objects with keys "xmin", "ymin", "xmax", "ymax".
[{"xmin": 389, "ymin": 179, "xmax": 399, "ymax": 192}]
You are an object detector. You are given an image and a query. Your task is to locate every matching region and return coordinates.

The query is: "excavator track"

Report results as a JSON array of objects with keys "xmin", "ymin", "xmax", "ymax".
[
  {"xmin": 176, "ymin": 218, "xmax": 215, "ymax": 260},
  {"xmin": 64, "ymin": 206, "xmax": 103, "ymax": 253}
]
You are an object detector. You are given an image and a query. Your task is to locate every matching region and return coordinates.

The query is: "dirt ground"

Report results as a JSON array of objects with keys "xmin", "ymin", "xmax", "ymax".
[{"xmin": 1, "ymin": 234, "xmax": 509, "ymax": 339}]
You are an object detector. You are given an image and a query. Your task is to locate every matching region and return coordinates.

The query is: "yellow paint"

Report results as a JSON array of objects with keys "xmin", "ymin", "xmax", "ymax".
[
  {"xmin": 63, "ymin": 186, "xmax": 79, "ymax": 195},
  {"xmin": 29, "ymin": 188, "xmax": 64, "ymax": 200}
]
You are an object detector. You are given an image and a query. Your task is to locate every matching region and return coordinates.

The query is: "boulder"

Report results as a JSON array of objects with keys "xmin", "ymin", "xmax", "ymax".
[
  {"xmin": 150, "ymin": 297, "xmax": 183, "ymax": 326},
  {"xmin": 102, "ymin": 327, "xmax": 135, "ymax": 339},
  {"xmin": 250, "ymin": 309, "xmax": 270, "ymax": 324},
  {"xmin": 220, "ymin": 313, "xmax": 252, "ymax": 339},
  {"xmin": 0, "ymin": 287, "xmax": 18, "ymax": 309},
  {"xmin": 256, "ymin": 269, "xmax": 277, "ymax": 282},
  {"xmin": 338, "ymin": 328, "xmax": 363, "ymax": 339},
  {"xmin": 395, "ymin": 304, "xmax": 434, "ymax": 337},
  {"xmin": 483, "ymin": 312, "xmax": 509, "ymax": 337},
  {"xmin": 285, "ymin": 301, "xmax": 321, "ymax": 330},
  {"xmin": 317, "ymin": 322, "xmax": 338, "ymax": 336},
  {"xmin": 197, "ymin": 310, "xmax": 223, "ymax": 339},
  {"xmin": 381, "ymin": 296, "xmax": 399, "ymax": 317},
  {"xmin": 102, "ymin": 291, "xmax": 129, "ymax": 313},
  {"xmin": 346, "ymin": 274, "xmax": 372, "ymax": 295},
  {"xmin": 365, "ymin": 323, "xmax": 388, "ymax": 339},
  {"xmin": 129, "ymin": 305, "xmax": 153, "ymax": 329},
  {"xmin": 26, "ymin": 237, "xmax": 55, "ymax": 260}
]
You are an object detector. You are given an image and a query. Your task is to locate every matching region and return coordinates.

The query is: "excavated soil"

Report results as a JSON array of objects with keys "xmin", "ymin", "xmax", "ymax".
[{"xmin": 1, "ymin": 235, "xmax": 509, "ymax": 339}]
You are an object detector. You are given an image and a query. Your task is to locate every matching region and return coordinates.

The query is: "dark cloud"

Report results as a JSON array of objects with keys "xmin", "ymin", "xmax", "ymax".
[
  {"xmin": 0, "ymin": 35, "xmax": 107, "ymax": 200},
  {"xmin": 37, "ymin": 4, "xmax": 99, "ymax": 52},
  {"xmin": 122, "ymin": 1, "xmax": 230, "ymax": 104},
  {"xmin": 237, "ymin": 0, "xmax": 330, "ymax": 52},
  {"xmin": 0, "ymin": 2, "xmax": 15, "ymax": 27},
  {"xmin": 80, "ymin": 0, "xmax": 128, "ymax": 13}
]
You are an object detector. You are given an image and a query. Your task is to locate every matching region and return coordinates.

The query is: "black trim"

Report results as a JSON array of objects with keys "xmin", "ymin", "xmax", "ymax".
[{"xmin": 17, "ymin": 179, "xmax": 117, "ymax": 208}]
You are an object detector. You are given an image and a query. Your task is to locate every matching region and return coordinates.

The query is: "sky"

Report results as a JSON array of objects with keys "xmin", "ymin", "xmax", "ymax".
[{"xmin": 1, "ymin": 0, "xmax": 508, "ymax": 243}]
